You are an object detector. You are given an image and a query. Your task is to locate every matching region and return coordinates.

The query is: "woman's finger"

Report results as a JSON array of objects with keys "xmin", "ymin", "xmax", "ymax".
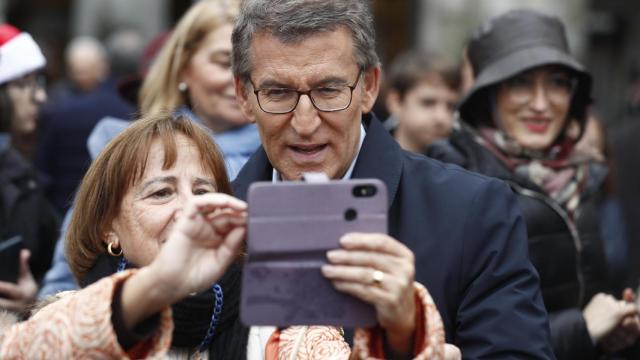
[
  {"xmin": 212, "ymin": 227, "xmax": 246, "ymax": 265},
  {"xmin": 192, "ymin": 193, "xmax": 248, "ymax": 212},
  {"xmin": 182, "ymin": 193, "xmax": 248, "ymax": 220},
  {"xmin": 210, "ymin": 213, "xmax": 247, "ymax": 235},
  {"xmin": 0, "ymin": 281, "xmax": 22, "ymax": 300}
]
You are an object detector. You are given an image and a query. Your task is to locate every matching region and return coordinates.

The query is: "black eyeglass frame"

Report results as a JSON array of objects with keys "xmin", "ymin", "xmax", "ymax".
[{"xmin": 249, "ymin": 68, "xmax": 364, "ymax": 114}]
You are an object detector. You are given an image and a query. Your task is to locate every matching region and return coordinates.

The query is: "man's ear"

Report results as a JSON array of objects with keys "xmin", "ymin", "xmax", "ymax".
[
  {"xmin": 360, "ymin": 65, "xmax": 381, "ymax": 114},
  {"xmin": 234, "ymin": 76, "xmax": 257, "ymax": 123}
]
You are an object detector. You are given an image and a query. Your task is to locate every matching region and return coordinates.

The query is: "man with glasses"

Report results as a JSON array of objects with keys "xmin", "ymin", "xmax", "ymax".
[{"xmin": 231, "ymin": 1, "xmax": 553, "ymax": 358}]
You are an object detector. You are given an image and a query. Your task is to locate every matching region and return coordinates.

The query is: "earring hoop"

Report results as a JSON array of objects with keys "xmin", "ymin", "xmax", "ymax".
[
  {"xmin": 178, "ymin": 82, "xmax": 188, "ymax": 92},
  {"xmin": 107, "ymin": 241, "xmax": 123, "ymax": 257}
]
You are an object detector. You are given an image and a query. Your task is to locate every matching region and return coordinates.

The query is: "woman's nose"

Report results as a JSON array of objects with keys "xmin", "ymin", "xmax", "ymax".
[
  {"xmin": 529, "ymin": 83, "xmax": 550, "ymax": 111},
  {"xmin": 33, "ymin": 86, "xmax": 47, "ymax": 104}
]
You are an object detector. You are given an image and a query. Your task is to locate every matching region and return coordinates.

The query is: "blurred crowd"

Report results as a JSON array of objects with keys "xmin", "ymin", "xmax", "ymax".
[{"xmin": 1, "ymin": 0, "xmax": 640, "ymax": 359}]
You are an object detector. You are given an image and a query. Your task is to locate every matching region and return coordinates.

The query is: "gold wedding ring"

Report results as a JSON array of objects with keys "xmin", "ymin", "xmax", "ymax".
[{"xmin": 371, "ymin": 270, "xmax": 385, "ymax": 286}]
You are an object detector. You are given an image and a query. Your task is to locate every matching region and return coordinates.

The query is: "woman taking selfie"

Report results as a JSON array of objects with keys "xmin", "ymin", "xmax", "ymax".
[
  {"xmin": 1, "ymin": 113, "xmax": 447, "ymax": 359},
  {"xmin": 430, "ymin": 9, "xmax": 639, "ymax": 359}
]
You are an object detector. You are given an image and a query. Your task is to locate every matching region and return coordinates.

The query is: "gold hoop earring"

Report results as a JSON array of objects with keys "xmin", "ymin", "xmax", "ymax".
[{"xmin": 107, "ymin": 241, "xmax": 123, "ymax": 257}]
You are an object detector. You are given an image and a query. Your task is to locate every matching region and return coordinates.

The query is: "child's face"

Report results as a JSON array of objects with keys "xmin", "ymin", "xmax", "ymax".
[{"xmin": 392, "ymin": 78, "xmax": 458, "ymax": 148}]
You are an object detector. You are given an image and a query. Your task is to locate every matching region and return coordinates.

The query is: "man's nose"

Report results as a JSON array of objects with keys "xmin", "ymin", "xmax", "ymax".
[{"xmin": 291, "ymin": 94, "xmax": 321, "ymax": 136}]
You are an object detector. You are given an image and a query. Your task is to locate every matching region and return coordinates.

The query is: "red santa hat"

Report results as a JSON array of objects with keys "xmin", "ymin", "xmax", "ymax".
[{"xmin": 0, "ymin": 24, "xmax": 46, "ymax": 85}]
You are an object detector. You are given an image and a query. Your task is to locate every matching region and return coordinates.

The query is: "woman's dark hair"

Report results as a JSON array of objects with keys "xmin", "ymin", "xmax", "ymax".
[{"xmin": 0, "ymin": 85, "xmax": 14, "ymax": 133}]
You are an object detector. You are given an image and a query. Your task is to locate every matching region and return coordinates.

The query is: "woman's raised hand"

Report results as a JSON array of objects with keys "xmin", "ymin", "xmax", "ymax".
[{"xmin": 149, "ymin": 193, "xmax": 247, "ymax": 302}]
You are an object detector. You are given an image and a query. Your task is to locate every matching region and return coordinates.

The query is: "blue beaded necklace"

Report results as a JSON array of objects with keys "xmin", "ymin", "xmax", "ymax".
[{"xmin": 116, "ymin": 257, "xmax": 224, "ymax": 353}]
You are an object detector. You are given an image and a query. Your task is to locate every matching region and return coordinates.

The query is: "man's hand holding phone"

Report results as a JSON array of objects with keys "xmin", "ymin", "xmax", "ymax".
[
  {"xmin": 0, "ymin": 249, "xmax": 37, "ymax": 314},
  {"xmin": 322, "ymin": 232, "xmax": 417, "ymax": 354}
]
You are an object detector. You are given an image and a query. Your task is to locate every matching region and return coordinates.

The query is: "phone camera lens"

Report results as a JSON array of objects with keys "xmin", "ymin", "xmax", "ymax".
[
  {"xmin": 344, "ymin": 208, "xmax": 357, "ymax": 221},
  {"xmin": 353, "ymin": 184, "xmax": 377, "ymax": 198}
]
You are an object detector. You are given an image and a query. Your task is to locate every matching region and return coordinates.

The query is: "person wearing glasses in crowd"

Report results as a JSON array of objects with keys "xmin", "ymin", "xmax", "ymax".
[
  {"xmin": 231, "ymin": 0, "xmax": 553, "ymax": 358},
  {"xmin": 428, "ymin": 9, "xmax": 640, "ymax": 359},
  {"xmin": 0, "ymin": 24, "xmax": 60, "ymax": 315}
]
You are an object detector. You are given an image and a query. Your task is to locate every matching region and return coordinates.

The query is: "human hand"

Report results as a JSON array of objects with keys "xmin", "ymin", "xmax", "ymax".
[
  {"xmin": 322, "ymin": 233, "xmax": 416, "ymax": 355},
  {"xmin": 583, "ymin": 292, "xmax": 637, "ymax": 344},
  {"xmin": 0, "ymin": 250, "xmax": 37, "ymax": 314},
  {"xmin": 599, "ymin": 288, "xmax": 640, "ymax": 353},
  {"xmin": 444, "ymin": 343, "xmax": 462, "ymax": 360},
  {"xmin": 149, "ymin": 193, "xmax": 247, "ymax": 302}
]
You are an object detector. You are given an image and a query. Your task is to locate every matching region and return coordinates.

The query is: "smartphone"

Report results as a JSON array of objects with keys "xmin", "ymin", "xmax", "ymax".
[
  {"xmin": 0, "ymin": 235, "xmax": 23, "ymax": 283},
  {"xmin": 240, "ymin": 178, "xmax": 387, "ymax": 327}
]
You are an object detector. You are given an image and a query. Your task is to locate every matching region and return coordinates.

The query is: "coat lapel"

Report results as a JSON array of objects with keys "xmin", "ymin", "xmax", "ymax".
[{"xmin": 352, "ymin": 113, "xmax": 403, "ymax": 209}]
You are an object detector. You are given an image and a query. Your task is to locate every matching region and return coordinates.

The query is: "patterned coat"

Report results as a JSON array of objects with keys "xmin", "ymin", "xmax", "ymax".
[{"xmin": 0, "ymin": 270, "xmax": 444, "ymax": 359}]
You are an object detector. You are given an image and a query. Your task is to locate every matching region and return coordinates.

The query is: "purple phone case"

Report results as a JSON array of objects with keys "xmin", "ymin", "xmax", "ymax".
[{"xmin": 241, "ymin": 178, "xmax": 387, "ymax": 327}]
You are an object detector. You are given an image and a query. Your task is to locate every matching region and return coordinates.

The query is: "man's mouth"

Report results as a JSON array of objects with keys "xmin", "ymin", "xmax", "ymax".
[{"xmin": 289, "ymin": 144, "xmax": 327, "ymax": 155}]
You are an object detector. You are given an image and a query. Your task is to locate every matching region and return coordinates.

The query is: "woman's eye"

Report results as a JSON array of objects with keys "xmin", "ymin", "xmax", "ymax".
[
  {"xmin": 212, "ymin": 59, "xmax": 231, "ymax": 68},
  {"xmin": 149, "ymin": 188, "xmax": 172, "ymax": 198},
  {"xmin": 548, "ymin": 76, "xmax": 572, "ymax": 89},
  {"xmin": 506, "ymin": 76, "xmax": 530, "ymax": 89},
  {"xmin": 193, "ymin": 188, "xmax": 212, "ymax": 196}
]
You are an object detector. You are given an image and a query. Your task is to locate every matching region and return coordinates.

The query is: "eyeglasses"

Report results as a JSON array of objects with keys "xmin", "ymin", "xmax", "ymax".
[
  {"xmin": 250, "ymin": 69, "xmax": 362, "ymax": 114},
  {"xmin": 8, "ymin": 74, "xmax": 46, "ymax": 99},
  {"xmin": 500, "ymin": 71, "xmax": 576, "ymax": 105}
]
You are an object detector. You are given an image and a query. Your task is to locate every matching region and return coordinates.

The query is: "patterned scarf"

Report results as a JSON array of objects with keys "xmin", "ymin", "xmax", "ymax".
[{"xmin": 475, "ymin": 125, "xmax": 594, "ymax": 218}]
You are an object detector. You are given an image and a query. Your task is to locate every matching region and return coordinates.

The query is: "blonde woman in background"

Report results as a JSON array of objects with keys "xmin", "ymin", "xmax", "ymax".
[{"xmin": 139, "ymin": 0, "xmax": 260, "ymax": 179}]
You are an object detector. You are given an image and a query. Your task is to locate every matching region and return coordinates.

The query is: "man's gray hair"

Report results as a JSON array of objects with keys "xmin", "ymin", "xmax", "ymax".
[{"xmin": 232, "ymin": 0, "xmax": 379, "ymax": 82}]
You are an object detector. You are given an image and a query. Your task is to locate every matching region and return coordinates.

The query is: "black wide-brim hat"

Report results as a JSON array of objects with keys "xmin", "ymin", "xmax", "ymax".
[{"xmin": 459, "ymin": 9, "xmax": 592, "ymax": 128}]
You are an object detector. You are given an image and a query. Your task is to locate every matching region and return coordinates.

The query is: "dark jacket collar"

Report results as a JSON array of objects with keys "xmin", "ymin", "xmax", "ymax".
[{"xmin": 232, "ymin": 113, "xmax": 403, "ymax": 208}]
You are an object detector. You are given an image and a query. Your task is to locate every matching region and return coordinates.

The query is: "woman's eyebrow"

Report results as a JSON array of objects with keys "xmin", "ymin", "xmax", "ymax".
[
  {"xmin": 135, "ymin": 176, "xmax": 175, "ymax": 196},
  {"xmin": 193, "ymin": 177, "xmax": 217, "ymax": 188}
]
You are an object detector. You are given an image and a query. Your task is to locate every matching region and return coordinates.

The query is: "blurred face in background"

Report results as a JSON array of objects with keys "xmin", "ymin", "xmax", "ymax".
[
  {"xmin": 496, "ymin": 65, "xmax": 573, "ymax": 150},
  {"xmin": 6, "ymin": 72, "xmax": 47, "ymax": 136},
  {"xmin": 67, "ymin": 44, "xmax": 108, "ymax": 92},
  {"xmin": 181, "ymin": 23, "xmax": 247, "ymax": 133},
  {"xmin": 388, "ymin": 76, "xmax": 458, "ymax": 153}
]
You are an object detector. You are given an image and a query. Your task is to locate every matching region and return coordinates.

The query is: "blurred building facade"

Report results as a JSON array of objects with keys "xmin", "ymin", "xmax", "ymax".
[{"xmin": 1, "ymin": 0, "xmax": 638, "ymax": 126}]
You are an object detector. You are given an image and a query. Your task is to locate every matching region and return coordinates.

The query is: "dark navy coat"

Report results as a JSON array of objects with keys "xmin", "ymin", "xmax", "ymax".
[
  {"xmin": 35, "ymin": 79, "xmax": 134, "ymax": 212},
  {"xmin": 233, "ymin": 114, "xmax": 555, "ymax": 359}
]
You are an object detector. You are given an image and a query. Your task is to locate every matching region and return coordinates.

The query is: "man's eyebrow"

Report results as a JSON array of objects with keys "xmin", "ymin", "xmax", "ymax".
[
  {"xmin": 257, "ymin": 79, "xmax": 292, "ymax": 88},
  {"xmin": 310, "ymin": 76, "xmax": 349, "ymax": 87},
  {"xmin": 258, "ymin": 76, "xmax": 349, "ymax": 89},
  {"xmin": 135, "ymin": 176, "xmax": 175, "ymax": 196}
]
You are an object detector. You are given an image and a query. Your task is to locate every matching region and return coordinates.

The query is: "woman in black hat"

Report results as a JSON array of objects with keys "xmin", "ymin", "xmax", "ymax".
[{"xmin": 429, "ymin": 9, "xmax": 640, "ymax": 359}]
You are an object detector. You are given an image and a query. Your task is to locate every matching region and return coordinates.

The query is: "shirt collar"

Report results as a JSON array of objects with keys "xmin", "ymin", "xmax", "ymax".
[{"xmin": 272, "ymin": 123, "xmax": 366, "ymax": 182}]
